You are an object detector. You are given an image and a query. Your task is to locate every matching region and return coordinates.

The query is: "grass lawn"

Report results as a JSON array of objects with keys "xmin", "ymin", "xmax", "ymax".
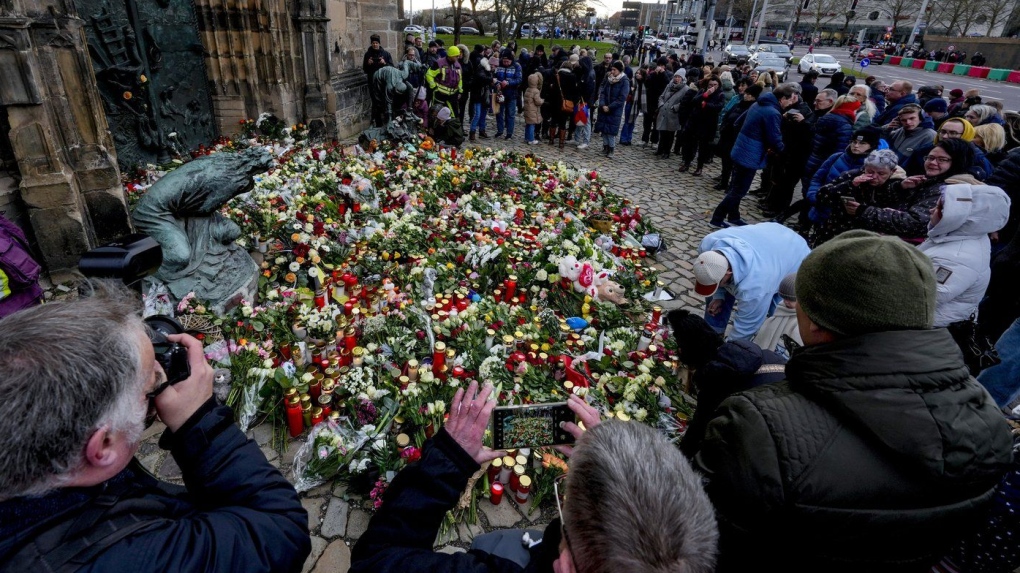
[{"xmin": 435, "ymin": 34, "xmax": 615, "ymax": 56}]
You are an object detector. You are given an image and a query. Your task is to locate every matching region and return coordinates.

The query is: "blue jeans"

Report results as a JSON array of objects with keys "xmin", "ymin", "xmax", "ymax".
[
  {"xmin": 704, "ymin": 292, "xmax": 737, "ymax": 333},
  {"xmin": 470, "ymin": 103, "xmax": 488, "ymax": 133},
  {"xmin": 574, "ymin": 120, "xmax": 591, "ymax": 145},
  {"xmin": 977, "ymin": 318, "xmax": 1020, "ymax": 407},
  {"xmin": 496, "ymin": 97, "xmax": 517, "ymax": 136},
  {"xmin": 603, "ymin": 132, "xmax": 616, "ymax": 149},
  {"xmin": 704, "ymin": 292, "xmax": 778, "ymax": 338},
  {"xmin": 712, "ymin": 163, "xmax": 757, "ymax": 223},
  {"xmin": 525, "ymin": 124, "xmax": 536, "ymax": 142},
  {"xmin": 620, "ymin": 102, "xmax": 635, "ymax": 143}
]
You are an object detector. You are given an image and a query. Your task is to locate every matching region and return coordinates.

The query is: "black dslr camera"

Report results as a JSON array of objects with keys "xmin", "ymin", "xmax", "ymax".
[{"xmin": 78, "ymin": 234, "xmax": 191, "ymax": 390}]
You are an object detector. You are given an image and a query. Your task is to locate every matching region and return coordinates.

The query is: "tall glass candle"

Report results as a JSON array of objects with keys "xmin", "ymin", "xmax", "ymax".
[{"xmin": 433, "ymin": 342, "xmax": 447, "ymax": 372}]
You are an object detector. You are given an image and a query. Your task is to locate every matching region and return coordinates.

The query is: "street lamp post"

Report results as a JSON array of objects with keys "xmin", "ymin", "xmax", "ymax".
[
  {"xmin": 747, "ymin": 0, "xmax": 760, "ymax": 41},
  {"xmin": 907, "ymin": 0, "xmax": 929, "ymax": 46},
  {"xmin": 753, "ymin": 0, "xmax": 770, "ymax": 44}
]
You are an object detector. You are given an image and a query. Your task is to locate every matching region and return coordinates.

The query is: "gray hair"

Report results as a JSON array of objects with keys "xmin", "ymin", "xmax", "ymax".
[
  {"xmin": 773, "ymin": 82, "xmax": 802, "ymax": 99},
  {"xmin": 565, "ymin": 420, "xmax": 719, "ymax": 573},
  {"xmin": 818, "ymin": 88, "xmax": 838, "ymax": 103},
  {"xmin": 967, "ymin": 104, "xmax": 997, "ymax": 124},
  {"xmin": 864, "ymin": 149, "xmax": 899, "ymax": 171},
  {"xmin": 0, "ymin": 280, "xmax": 147, "ymax": 498}
]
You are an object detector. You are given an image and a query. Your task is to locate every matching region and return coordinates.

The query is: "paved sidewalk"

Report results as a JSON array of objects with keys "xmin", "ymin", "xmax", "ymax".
[{"xmin": 136, "ymin": 119, "xmax": 768, "ymax": 572}]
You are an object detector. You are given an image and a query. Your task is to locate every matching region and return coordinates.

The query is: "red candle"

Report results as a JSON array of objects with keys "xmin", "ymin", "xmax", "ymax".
[
  {"xmin": 318, "ymin": 394, "xmax": 332, "ymax": 417},
  {"xmin": 311, "ymin": 406, "xmax": 324, "ymax": 426},
  {"xmin": 490, "ymin": 481, "xmax": 504, "ymax": 505},
  {"xmin": 433, "ymin": 342, "xmax": 447, "ymax": 373},
  {"xmin": 314, "ymin": 289, "xmax": 327, "ymax": 309},
  {"xmin": 452, "ymin": 365, "xmax": 465, "ymax": 378},
  {"xmin": 344, "ymin": 328, "xmax": 358, "ymax": 351},
  {"xmin": 504, "ymin": 275, "xmax": 517, "ymax": 302},
  {"xmin": 487, "ymin": 457, "xmax": 503, "ymax": 483},
  {"xmin": 309, "ymin": 377, "xmax": 321, "ymax": 401},
  {"xmin": 285, "ymin": 397, "xmax": 303, "ymax": 438},
  {"xmin": 343, "ymin": 300, "xmax": 354, "ymax": 316},
  {"xmin": 651, "ymin": 306, "xmax": 663, "ymax": 325},
  {"xmin": 343, "ymin": 273, "xmax": 358, "ymax": 291}
]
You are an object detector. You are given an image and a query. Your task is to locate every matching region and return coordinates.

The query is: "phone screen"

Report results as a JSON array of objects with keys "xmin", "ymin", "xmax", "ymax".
[{"xmin": 491, "ymin": 403, "xmax": 576, "ymax": 450}]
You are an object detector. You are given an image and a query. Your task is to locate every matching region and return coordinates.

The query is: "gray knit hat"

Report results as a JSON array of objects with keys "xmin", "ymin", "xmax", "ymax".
[
  {"xmin": 796, "ymin": 230, "xmax": 935, "ymax": 336},
  {"xmin": 778, "ymin": 273, "xmax": 797, "ymax": 302}
]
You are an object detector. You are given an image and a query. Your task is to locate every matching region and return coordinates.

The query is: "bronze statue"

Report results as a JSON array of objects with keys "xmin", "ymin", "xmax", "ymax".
[{"xmin": 132, "ymin": 148, "xmax": 272, "ymax": 313}]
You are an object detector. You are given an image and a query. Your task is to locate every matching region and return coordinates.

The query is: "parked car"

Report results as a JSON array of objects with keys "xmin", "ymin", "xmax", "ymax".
[
  {"xmin": 666, "ymin": 35, "xmax": 697, "ymax": 50},
  {"xmin": 460, "ymin": 26, "xmax": 482, "ymax": 35},
  {"xmin": 643, "ymin": 36, "xmax": 665, "ymax": 48},
  {"xmin": 755, "ymin": 42, "xmax": 794, "ymax": 63},
  {"xmin": 724, "ymin": 43, "xmax": 751, "ymax": 64},
  {"xmin": 404, "ymin": 25, "xmax": 425, "ymax": 34},
  {"xmin": 754, "ymin": 54, "xmax": 790, "ymax": 82},
  {"xmin": 798, "ymin": 53, "xmax": 841, "ymax": 75},
  {"xmin": 854, "ymin": 47, "xmax": 886, "ymax": 64}
]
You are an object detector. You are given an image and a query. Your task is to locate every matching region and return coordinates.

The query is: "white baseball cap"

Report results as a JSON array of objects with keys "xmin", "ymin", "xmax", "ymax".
[{"xmin": 693, "ymin": 251, "xmax": 729, "ymax": 296}]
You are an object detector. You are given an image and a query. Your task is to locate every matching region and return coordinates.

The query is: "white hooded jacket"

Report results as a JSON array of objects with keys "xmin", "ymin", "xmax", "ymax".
[{"xmin": 918, "ymin": 183, "xmax": 1011, "ymax": 327}]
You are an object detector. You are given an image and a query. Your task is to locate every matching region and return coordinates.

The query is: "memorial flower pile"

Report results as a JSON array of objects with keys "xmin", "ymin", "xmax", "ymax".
[{"xmin": 130, "ymin": 131, "xmax": 693, "ymax": 498}]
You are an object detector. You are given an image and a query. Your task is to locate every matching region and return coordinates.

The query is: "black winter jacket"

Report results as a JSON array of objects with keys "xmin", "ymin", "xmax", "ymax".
[
  {"xmin": 695, "ymin": 329, "xmax": 1013, "ymax": 573},
  {"xmin": 0, "ymin": 401, "xmax": 310, "ymax": 573},
  {"xmin": 351, "ymin": 429, "xmax": 560, "ymax": 573},
  {"xmin": 679, "ymin": 340, "xmax": 786, "ymax": 458},
  {"xmin": 985, "ymin": 148, "xmax": 1020, "ymax": 246}
]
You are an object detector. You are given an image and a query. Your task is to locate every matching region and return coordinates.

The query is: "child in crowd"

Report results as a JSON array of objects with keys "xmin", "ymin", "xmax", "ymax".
[
  {"xmin": 752, "ymin": 273, "xmax": 802, "ymax": 360},
  {"xmin": 523, "ymin": 71, "xmax": 545, "ymax": 145}
]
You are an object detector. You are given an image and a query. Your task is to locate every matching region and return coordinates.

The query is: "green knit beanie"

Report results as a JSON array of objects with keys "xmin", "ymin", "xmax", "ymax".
[{"xmin": 796, "ymin": 230, "xmax": 936, "ymax": 336}]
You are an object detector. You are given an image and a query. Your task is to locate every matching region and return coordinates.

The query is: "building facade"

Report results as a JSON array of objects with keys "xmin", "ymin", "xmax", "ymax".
[{"xmin": 0, "ymin": 0, "xmax": 400, "ymax": 280}]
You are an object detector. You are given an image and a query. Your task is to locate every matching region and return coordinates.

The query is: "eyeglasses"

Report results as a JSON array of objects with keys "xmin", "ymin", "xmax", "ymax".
[
  {"xmin": 554, "ymin": 474, "xmax": 574, "ymax": 554},
  {"xmin": 938, "ymin": 129, "xmax": 963, "ymax": 137},
  {"xmin": 923, "ymin": 155, "xmax": 952, "ymax": 164}
]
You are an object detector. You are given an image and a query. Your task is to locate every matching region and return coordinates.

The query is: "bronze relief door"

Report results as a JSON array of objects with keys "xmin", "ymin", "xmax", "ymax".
[{"xmin": 76, "ymin": 0, "xmax": 215, "ymax": 168}]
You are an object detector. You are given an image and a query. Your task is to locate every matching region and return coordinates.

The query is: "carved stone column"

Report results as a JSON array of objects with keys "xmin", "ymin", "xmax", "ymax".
[
  {"xmin": 0, "ymin": 0, "xmax": 130, "ymax": 281},
  {"xmin": 294, "ymin": 0, "xmax": 337, "ymax": 138}
]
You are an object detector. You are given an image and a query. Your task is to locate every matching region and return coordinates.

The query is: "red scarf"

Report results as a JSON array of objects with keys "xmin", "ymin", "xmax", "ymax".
[{"xmin": 831, "ymin": 100, "xmax": 861, "ymax": 122}]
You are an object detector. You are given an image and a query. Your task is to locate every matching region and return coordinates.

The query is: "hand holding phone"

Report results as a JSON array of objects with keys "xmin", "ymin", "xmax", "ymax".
[{"xmin": 491, "ymin": 402, "xmax": 577, "ymax": 450}]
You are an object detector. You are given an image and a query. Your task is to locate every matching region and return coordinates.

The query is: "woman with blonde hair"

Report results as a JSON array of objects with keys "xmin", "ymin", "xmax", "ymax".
[
  {"xmin": 973, "ymin": 123, "xmax": 1008, "ymax": 167},
  {"xmin": 756, "ymin": 70, "xmax": 774, "ymax": 93},
  {"xmin": 848, "ymin": 84, "xmax": 877, "ymax": 130}
]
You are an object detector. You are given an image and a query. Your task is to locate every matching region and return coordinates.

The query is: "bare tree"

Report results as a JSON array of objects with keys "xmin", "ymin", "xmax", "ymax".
[
  {"xmin": 807, "ymin": 0, "xmax": 842, "ymax": 34},
  {"xmin": 467, "ymin": 0, "xmax": 486, "ymax": 35},
  {"xmin": 981, "ymin": 0, "xmax": 1014, "ymax": 35},
  {"xmin": 880, "ymin": 0, "xmax": 919, "ymax": 39}
]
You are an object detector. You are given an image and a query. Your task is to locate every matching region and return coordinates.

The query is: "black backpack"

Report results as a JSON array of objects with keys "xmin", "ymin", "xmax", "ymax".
[{"xmin": 0, "ymin": 461, "xmax": 178, "ymax": 573}]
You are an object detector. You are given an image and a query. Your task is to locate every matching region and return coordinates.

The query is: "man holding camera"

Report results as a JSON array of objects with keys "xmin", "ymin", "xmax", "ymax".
[
  {"xmin": 350, "ymin": 385, "xmax": 719, "ymax": 573},
  {"xmin": 0, "ymin": 282, "xmax": 310, "ymax": 571}
]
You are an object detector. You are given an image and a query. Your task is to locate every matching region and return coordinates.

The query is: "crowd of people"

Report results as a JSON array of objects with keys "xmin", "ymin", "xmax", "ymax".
[{"xmin": 1, "ymin": 32, "xmax": 1019, "ymax": 573}]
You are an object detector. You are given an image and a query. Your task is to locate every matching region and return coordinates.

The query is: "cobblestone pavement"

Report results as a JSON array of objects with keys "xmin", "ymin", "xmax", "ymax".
[{"xmin": 136, "ymin": 116, "xmax": 766, "ymax": 572}]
